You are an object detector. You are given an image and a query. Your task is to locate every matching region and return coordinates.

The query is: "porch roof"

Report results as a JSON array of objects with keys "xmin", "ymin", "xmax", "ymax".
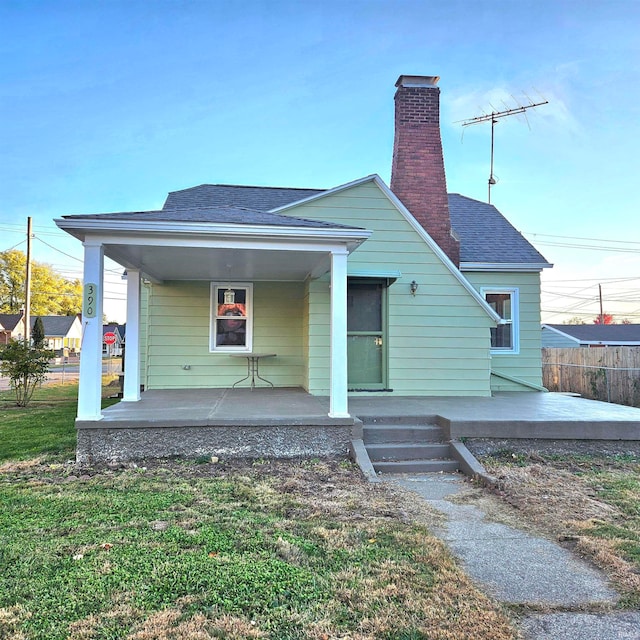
[
  {"xmin": 55, "ymin": 209, "xmax": 371, "ymax": 283},
  {"xmin": 59, "ymin": 204, "xmax": 360, "ymax": 230}
]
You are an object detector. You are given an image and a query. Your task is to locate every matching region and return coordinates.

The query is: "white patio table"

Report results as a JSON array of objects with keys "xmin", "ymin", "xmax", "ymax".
[{"xmin": 230, "ymin": 353, "xmax": 276, "ymax": 390}]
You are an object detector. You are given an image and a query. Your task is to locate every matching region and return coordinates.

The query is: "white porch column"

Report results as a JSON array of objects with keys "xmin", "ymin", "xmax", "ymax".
[
  {"xmin": 77, "ymin": 241, "xmax": 104, "ymax": 421},
  {"xmin": 123, "ymin": 269, "xmax": 141, "ymax": 402},
  {"xmin": 329, "ymin": 249, "xmax": 350, "ymax": 418}
]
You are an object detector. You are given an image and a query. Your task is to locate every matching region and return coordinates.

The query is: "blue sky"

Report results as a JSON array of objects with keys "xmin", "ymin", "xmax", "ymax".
[{"xmin": 1, "ymin": 0, "xmax": 639, "ymax": 322}]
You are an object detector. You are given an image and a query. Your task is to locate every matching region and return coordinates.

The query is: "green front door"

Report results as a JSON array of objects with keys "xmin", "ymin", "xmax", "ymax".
[{"xmin": 347, "ymin": 280, "xmax": 387, "ymax": 390}]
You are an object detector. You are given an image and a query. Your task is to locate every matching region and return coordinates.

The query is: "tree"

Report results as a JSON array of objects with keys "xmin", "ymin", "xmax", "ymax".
[
  {"xmin": 0, "ymin": 249, "xmax": 24, "ymax": 312},
  {"xmin": 32, "ymin": 316, "xmax": 46, "ymax": 348},
  {"xmin": 594, "ymin": 314, "xmax": 615, "ymax": 325},
  {"xmin": 0, "ymin": 340, "xmax": 54, "ymax": 407},
  {"xmin": 0, "ymin": 249, "xmax": 82, "ymax": 315},
  {"xmin": 563, "ymin": 317, "xmax": 586, "ymax": 325}
]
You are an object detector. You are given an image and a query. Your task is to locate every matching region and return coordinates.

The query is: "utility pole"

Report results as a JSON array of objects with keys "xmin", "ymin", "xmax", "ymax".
[
  {"xmin": 599, "ymin": 283, "xmax": 604, "ymax": 324},
  {"xmin": 461, "ymin": 98, "xmax": 548, "ymax": 204},
  {"xmin": 24, "ymin": 217, "xmax": 32, "ymax": 344}
]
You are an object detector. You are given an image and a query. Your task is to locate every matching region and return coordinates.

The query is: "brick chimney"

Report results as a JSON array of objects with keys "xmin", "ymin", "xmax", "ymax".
[{"xmin": 391, "ymin": 75, "xmax": 460, "ymax": 266}]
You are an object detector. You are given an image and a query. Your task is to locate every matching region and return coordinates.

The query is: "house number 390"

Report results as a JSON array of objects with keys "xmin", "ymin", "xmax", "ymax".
[{"xmin": 84, "ymin": 283, "xmax": 98, "ymax": 318}]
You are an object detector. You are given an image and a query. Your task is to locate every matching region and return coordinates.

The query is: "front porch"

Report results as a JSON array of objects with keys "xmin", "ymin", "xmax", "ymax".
[{"xmin": 76, "ymin": 388, "xmax": 640, "ymax": 464}]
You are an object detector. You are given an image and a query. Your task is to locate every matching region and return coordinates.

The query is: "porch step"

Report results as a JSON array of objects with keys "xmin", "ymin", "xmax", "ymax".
[
  {"xmin": 360, "ymin": 418, "xmax": 459, "ymax": 475},
  {"xmin": 372, "ymin": 459, "xmax": 461, "ymax": 474},
  {"xmin": 366, "ymin": 442, "xmax": 452, "ymax": 461},
  {"xmin": 363, "ymin": 423, "xmax": 446, "ymax": 444}
]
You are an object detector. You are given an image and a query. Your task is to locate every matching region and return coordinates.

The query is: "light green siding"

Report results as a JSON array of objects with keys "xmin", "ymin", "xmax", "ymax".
[
  {"xmin": 140, "ymin": 282, "xmax": 149, "ymax": 388},
  {"xmin": 465, "ymin": 271, "xmax": 544, "ymax": 391},
  {"xmin": 291, "ymin": 181, "xmax": 494, "ymax": 396},
  {"xmin": 144, "ymin": 281, "xmax": 304, "ymax": 389},
  {"xmin": 306, "ymin": 277, "xmax": 331, "ymax": 394},
  {"xmin": 137, "ymin": 179, "xmax": 544, "ymax": 398}
]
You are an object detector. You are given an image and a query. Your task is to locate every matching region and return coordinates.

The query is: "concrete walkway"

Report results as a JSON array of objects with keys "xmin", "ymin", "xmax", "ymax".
[{"xmin": 385, "ymin": 473, "xmax": 640, "ymax": 640}]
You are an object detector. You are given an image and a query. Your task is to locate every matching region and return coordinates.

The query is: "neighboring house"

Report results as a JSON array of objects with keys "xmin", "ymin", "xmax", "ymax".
[
  {"xmin": 542, "ymin": 324, "xmax": 640, "ymax": 347},
  {"xmin": 0, "ymin": 313, "xmax": 82, "ymax": 352},
  {"xmin": 102, "ymin": 323, "xmax": 125, "ymax": 357},
  {"xmin": 0, "ymin": 313, "xmax": 25, "ymax": 344},
  {"xmin": 55, "ymin": 74, "xmax": 551, "ymax": 422},
  {"xmin": 31, "ymin": 315, "xmax": 82, "ymax": 353}
]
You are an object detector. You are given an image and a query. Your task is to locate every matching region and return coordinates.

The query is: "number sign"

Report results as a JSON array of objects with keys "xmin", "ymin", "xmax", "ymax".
[{"xmin": 84, "ymin": 283, "xmax": 98, "ymax": 318}]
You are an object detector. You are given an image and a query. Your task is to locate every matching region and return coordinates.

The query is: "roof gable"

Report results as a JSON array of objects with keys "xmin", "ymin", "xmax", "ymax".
[
  {"xmin": 271, "ymin": 175, "xmax": 501, "ymax": 323},
  {"xmin": 163, "ymin": 183, "xmax": 549, "ymax": 268},
  {"xmin": 0, "ymin": 313, "xmax": 23, "ymax": 331}
]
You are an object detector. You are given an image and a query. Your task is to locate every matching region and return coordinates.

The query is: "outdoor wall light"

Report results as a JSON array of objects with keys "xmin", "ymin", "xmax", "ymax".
[
  {"xmin": 182, "ymin": 365, "xmax": 191, "ymax": 370},
  {"xmin": 410, "ymin": 280, "xmax": 419, "ymax": 296}
]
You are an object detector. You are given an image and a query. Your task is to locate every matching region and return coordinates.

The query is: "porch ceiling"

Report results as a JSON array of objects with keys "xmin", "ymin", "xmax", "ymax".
[{"xmin": 106, "ymin": 244, "xmax": 329, "ymax": 282}]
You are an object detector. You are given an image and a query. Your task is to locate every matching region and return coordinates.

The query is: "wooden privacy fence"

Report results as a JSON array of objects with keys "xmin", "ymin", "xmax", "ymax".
[{"xmin": 542, "ymin": 347, "xmax": 640, "ymax": 407}]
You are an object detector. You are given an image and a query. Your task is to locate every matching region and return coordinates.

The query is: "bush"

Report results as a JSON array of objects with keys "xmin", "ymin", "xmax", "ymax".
[
  {"xmin": 0, "ymin": 339, "xmax": 54, "ymax": 407},
  {"xmin": 32, "ymin": 316, "xmax": 46, "ymax": 348}
]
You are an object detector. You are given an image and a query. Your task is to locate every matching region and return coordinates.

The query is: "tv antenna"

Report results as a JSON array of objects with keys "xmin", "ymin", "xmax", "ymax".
[{"xmin": 460, "ymin": 96, "xmax": 548, "ymax": 204}]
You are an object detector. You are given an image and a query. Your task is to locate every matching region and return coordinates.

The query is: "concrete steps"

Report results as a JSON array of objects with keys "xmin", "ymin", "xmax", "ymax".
[{"xmin": 362, "ymin": 419, "xmax": 460, "ymax": 474}]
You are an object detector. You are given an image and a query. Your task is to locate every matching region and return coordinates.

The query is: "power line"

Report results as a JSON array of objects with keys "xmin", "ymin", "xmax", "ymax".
[
  {"xmin": 2, "ymin": 239, "xmax": 27, "ymax": 252},
  {"xmin": 534, "ymin": 240, "xmax": 640, "ymax": 253},
  {"xmin": 526, "ymin": 231, "xmax": 640, "ymax": 246},
  {"xmin": 34, "ymin": 236, "xmax": 84, "ymax": 263},
  {"xmin": 542, "ymin": 275, "xmax": 640, "ymax": 284}
]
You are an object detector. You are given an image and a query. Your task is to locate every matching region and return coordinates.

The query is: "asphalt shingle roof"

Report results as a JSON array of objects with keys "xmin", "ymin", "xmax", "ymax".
[
  {"xmin": 64, "ymin": 205, "xmax": 361, "ymax": 230},
  {"xmin": 0, "ymin": 313, "xmax": 23, "ymax": 331},
  {"xmin": 448, "ymin": 194, "xmax": 549, "ymax": 265},
  {"xmin": 31, "ymin": 316, "xmax": 78, "ymax": 337},
  {"xmin": 162, "ymin": 184, "xmax": 549, "ymax": 266},
  {"xmin": 63, "ymin": 182, "xmax": 549, "ymax": 266},
  {"xmin": 164, "ymin": 184, "xmax": 323, "ymax": 211},
  {"xmin": 544, "ymin": 324, "xmax": 640, "ymax": 343}
]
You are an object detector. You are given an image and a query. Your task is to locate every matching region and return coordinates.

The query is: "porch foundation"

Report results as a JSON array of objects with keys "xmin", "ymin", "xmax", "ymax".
[
  {"xmin": 75, "ymin": 387, "xmax": 359, "ymax": 464},
  {"xmin": 76, "ymin": 422, "xmax": 357, "ymax": 465}
]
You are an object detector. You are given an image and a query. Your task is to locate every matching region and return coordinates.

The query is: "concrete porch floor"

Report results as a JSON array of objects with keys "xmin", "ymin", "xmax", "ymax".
[
  {"xmin": 347, "ymin": 392, "xmax": 640, "ymax": 439},
  {"xmin": 92, "ymin": 388, "xmax": 640, "ymax": 439},
  {"xmin": 97, "ymin": 387, "xmax": 352, "ymax": 427}
]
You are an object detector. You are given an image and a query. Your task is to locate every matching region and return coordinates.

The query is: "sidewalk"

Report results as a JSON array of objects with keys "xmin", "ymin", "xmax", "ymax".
[{"xmin": 385, "ymin": 474, "xmax": 640, "ymax": 640}]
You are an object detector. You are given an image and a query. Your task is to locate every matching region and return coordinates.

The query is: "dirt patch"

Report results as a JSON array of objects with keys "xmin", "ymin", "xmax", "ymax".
[
  {"xmin": 478, "ymin": 453, "xmax": 640, "ymax": 603},
  {"xmin": 484, "ymin": 462, "xmax": 621, "ymax": 535}
]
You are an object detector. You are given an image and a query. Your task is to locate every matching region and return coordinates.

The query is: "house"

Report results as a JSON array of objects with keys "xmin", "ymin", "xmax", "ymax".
[
  {"xmin": 29, "ymin": 315, "xmax": 83, "ymax": 354},
  {"xmin": 542, "ymin": 323, "xmax": 640, "ymax": 347},
  {"xmin": 102, "ymin": 323, "xmax": 125, "ymax": 357},
  {"xmin": 0, "ymin": 312, "xmax": 82, "ymax": 352},
  {"xmin": 0, "ymin": 313, "xmax": 25, "ymax": 344},
  {"xmin": 55, "ymin": 74, "xmax": 551, "ymax": 434}
]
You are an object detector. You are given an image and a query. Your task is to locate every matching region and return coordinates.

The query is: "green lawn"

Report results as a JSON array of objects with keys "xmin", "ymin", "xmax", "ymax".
[
  {"xmin": 0, "ymin": 381, "xmax": 117, "ymax": 463},
  {"xmin": 0, "ymin": 383, "xmax": 518, "ymax": 640}
]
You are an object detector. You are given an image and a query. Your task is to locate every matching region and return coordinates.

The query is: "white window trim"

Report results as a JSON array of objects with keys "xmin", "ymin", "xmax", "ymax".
[
  {"xmin": 481, "ymin": 287, "xmax": 520, "ymax": 355},
  {"xmin": 210, "ymin": 283, "xmax": 253, "ymax": 352}
]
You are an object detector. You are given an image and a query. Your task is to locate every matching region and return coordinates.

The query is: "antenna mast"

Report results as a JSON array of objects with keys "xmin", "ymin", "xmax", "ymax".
[{"xmin": 461, "ymin": 98, "xmax": 548, "ymax": 203}]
